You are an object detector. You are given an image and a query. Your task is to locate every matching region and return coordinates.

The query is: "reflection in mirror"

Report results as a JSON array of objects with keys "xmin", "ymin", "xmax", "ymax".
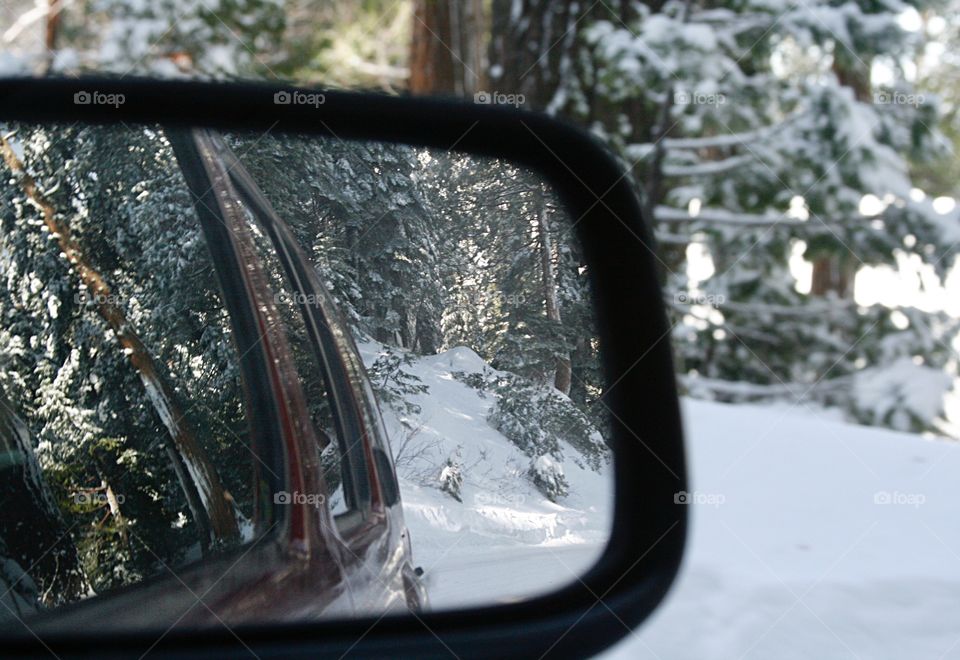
[
  {"xmin": 229, "ymin": 132, "xmax": 614, "ymax": 609},
  {"xmin": 0, "ymin": 124, "xmax": 257, "ymax": 619},
  {"xmin": 0, "ymin": 122, "xmax": 612, "ymax": 628}
]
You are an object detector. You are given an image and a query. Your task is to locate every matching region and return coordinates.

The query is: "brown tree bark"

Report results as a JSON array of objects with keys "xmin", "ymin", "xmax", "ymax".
[
  {"xmin": 810, "ymin": 257, "xmax": 856, "ymax": 297},
  {"xmin": 410, "ymin": 0, "xmax": 486, "ymax": 96},
  {"xmin": 486, "ymin": 1, "xmax": 679, "ymax": 280},
  {"xmin": 454, "ymin": 0, "xmax": 487, "ymax": 96},
  {"xmin": 409, "ymin": 0, "xmax": 457, "ymax": 94},
  {"xmin": 489, "ymin": 0, "xmax": 569, "ymax": 108},
  {"xmin": 488, "ymin": 1, "xmax": 633, "ymax": 111},
  {"xmin": 0, "ymin": 136, "xmax": 239, "ymax": 550},
  {"xmin": 43, "ymin": 0, "xmax": 62, "ymax": 73}
]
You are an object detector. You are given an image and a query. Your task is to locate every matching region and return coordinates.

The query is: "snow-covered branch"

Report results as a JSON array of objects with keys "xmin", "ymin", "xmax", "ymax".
[
  {"xmin": 653, "ymin": 205, "xmax": 870, "ymax": 230},
  {"xmin": 682, "ymin": 374, "xmax": 853, "ymax": 397},
  {"xmin": 626, "ymin": 111, "xmax": 806, "ymax": 155},
  {"xmin": 718, "ymin": 300, "xmax": 858, "ymax": 315},
  {"xmin": 663, "ymin": 154, "xmax": 754, "ymax": 177},
  {"xmin": 654, "ymin": 205, "xmax": 808, "ymax": 227}
]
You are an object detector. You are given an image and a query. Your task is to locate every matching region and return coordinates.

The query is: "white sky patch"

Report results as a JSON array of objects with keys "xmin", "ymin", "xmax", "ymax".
[
  {"xmin": 859, "ymin": 193, "xmax": 886, "ymax": 216},
  {"xmin": 933, "ymin": 196, "xmax": 956, "ymax": 214},
  {"xmin": 898, "ymin": 7, "xmax": 923, "ymax": 32},
  {"xmin": 686, "ymin": 241, "xmax": 715, "ymax": 284},
  {"xmin": 890, "ymin": 309, "xmax": 910, "ymax": 329},
  {"xmin": 856, "ymin": 252, "xmax": 960, "ymax": 315},
  {"xmin": 788, "ymin": 195, "xmax": 809, "ymax": 220},
  {"xmin": 789, "ymin": 240, "xmax": 812, "ymax": 294},
  {"xmin": 845, "ymin": 189, "xmax": 960, "ymax": 315},
  {"xmin": 872, "ymin": 60, "xmax": 896, "ymax": 87},
  {"xmin": 928, "ymin": 16, "xmax": 947, "ymax": 36}
]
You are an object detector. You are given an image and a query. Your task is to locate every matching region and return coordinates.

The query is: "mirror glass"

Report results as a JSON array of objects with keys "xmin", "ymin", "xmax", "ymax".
[{"xmin": 0, "ymin": 122, "xmax": 613, "ymax": 629}]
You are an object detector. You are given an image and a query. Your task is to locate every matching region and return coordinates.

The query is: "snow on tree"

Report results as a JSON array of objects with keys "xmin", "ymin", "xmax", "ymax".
[
  {"xmin": 223, "ymin": 131, "xmax": 610, "ymax": 497},
  {"xmin": 528, "ymin": 454, "xmax": 569, "ymax": 503},
  {"xmin": 490, "ymin": 0, "xmax": 959, "ymax": 433},
  {"xmin": 0, "ymin": 123, "xmax": 256, "ymax": 602}
]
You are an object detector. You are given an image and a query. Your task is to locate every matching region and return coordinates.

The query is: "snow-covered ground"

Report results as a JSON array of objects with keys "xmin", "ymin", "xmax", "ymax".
[
  {"xmin": 357, "ymin": 342, "xmax": 614, "ymax": 608},
  {"xmin": 603, "ymin": 398, "xmax": 960, "ymax": 660}
]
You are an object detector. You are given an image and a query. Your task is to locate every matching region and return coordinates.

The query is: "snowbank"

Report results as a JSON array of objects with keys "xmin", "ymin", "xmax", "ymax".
[{"xmin": 603, "ymin": 398, "xmax": 960, "ymax": 659}]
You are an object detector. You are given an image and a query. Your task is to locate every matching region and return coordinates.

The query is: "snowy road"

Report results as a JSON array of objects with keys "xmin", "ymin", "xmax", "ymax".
[{"xmin": 421, "ymin": 543, "xmax": 604, "ymax": 607}]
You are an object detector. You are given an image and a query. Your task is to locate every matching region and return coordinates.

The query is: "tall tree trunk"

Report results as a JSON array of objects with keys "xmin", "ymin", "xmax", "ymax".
[
  {"xmin": 0, "ymin": 384, "xmax": 90, "ymax": 607},
  {"xmin": 537, "ymin": 197, "xmax": 572, "ymax": 395},
  {"xmin": 489, "ymin": 1, "xmax": 570, "ymax": 108},
  {"xmin": 810, "ymin": 258, "xmax": 856, "ymax": 297},
  {"xmin": 410, "ymin": 0, "xmax": 486, "ymax": 96},
  {"xmin": 415, "ymin": 308, "xmax": 439, "ymax": 354},
  {"xmin": 453, "ymin": 0, "xmax": 486, "ymax": 96},
  {"xmin": 489, "ymin": 1, "xmax": 634, "ymax": 111},
  {"xmin": 811, "ymin": 49, "xmax": 872, "ymax": 298},
  {"xmin": 0, "ymin": 137, "xmax": 239, "ymax": 550},
  {"xmin": 409, "ymin": 0, "xmax": 457, "ymax": 94},
  {"xmin": 43, "ymin": 0, "xmax": 61, "ymax": 74}
]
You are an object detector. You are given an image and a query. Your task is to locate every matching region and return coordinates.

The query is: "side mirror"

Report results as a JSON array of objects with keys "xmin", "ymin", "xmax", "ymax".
[{"xmin": 0, "ymin": 77, "xmax": 685, "ymax": 658}]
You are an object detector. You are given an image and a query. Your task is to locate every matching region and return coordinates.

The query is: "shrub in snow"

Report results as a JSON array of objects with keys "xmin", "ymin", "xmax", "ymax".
[
  {"xmin": 455, "ymin": 370, "xmax": 609, "ymax": 472},
  {"xmin": 851, "ymin": 358, "xmax": 953, "ymax": 433},
  {"xmin": 438, "ymin": 448, "xmax": 464, "ymax": 502},
  {"xmin": 367, "ymin": 346, "xmax": 430, "ymax": 418},
  {"xmin": 528, "ymin": 455, "xmax": 569, "ymax": 503}
]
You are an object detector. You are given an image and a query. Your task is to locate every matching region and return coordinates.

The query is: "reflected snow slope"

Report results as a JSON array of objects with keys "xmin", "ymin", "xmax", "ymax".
[{"xmin": 357, "ymin": 341, "xmax": 614, "ymax": 608}]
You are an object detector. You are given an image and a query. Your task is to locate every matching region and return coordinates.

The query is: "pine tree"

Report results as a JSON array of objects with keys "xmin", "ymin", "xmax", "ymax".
[
  {"xmin": 0, "ymin": 123, "xmax": 258, "ymax": 599},
  {"xmin": 492, "ymin": 0, "xmax": 959, "ymax": 432}
]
